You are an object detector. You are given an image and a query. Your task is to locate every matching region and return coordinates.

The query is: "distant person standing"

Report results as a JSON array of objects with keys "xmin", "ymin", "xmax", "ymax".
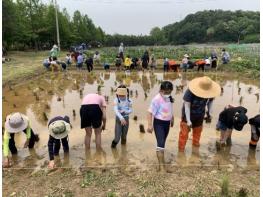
[
  {"xmin": 163, "ymin": 57, "xmax": 169, "ymax": 72},
  {"xmin": 115, "ymin": 54, "xmax": 122, "ymax": 71},
  {"xmin": 77, "ymin": 53, "xmax": 84, "ymax": 70},
  {"xmin": 119, "ymin": 43, "xmax": 124, "ymax": 62},
  {"xmin": 181, "ymin": 54, "xmax": 189, "ymax": 72},
  {"xmin": 221, "ymin": 48, "xmax": 230, "ymax": 64},
  {"xmin": 141, "ymin": 50, "xmax": 150, "ymax": 70},
  {"xmin": 85, "ymin": 56, "xmax": 94, "ymax": 72},
  {"xmin": 93, "ymin": 51, "xmax": 101, "ymax": 65},
  {"xmin": 211, "ymin": 50, "xmax": 218, "ymax": 68},
  {"xmin": 65, "ymin": 54, "xmax": 72, "ymax": 67},
  {"xmin": 150, "ymin": 54, "xmax": 157, "ymax": 71}
]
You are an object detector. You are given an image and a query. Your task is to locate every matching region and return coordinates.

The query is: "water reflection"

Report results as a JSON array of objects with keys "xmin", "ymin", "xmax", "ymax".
[{"xmin": 2, "ymin": 71, "xmax": 260, "ymax": 170}]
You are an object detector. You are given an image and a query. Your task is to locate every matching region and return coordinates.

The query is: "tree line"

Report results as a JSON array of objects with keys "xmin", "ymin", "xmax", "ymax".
[{"xmin": 3, "ymin": 0, "xmax": 260, "ymax": 50}]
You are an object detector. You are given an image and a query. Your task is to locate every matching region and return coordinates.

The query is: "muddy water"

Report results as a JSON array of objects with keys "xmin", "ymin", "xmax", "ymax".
[{"xmin": 2, "ymin": 71, "xmax": 260, "ymax": 170}]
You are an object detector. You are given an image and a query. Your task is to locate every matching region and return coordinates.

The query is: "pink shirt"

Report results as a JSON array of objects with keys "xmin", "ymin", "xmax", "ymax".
[
  {"xmin": 82, "ymin": 94, "xmax": 106, "ymax": 107},
  {"xmin": 148, "ymin": 93, "xmax": 173, "ymax": 121}
]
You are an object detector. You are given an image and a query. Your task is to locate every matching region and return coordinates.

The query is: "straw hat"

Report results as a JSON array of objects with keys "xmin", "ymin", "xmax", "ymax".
[
  {"xmin": 184, "ymin": 54, "xmax": 189, "ymax": 58},
  {"xmin": 116, "ymin": 88, "xmax": 127, "ymax": 96},
  {"xmin": 188, "ymin": 76, "xmax": 221, "ymax": 98},
  {"xmin": 5, "ymin": 113, "xmax": 29, "ymax": 133},
  {"xmin": 48, "ymin": 120, "xmax": 71, "ymax": 139}
]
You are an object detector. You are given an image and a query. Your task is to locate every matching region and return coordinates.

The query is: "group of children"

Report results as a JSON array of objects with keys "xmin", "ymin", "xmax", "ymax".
[{"xmin": 3, "ymin": 76, "xmax": 259, "ymax": 171}]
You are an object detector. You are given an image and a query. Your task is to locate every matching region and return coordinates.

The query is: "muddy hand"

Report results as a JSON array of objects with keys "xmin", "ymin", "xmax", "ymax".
[
  {"xmin": 170, "ymin": 119, "xmax": 174, "ymax": 127},
  {"xmin": 120, "ymin": 119, "xmax": 127, "ymax": 126},
  {"xmin": 48, "ymin": 160, "xmax": 55, "ymax": 169},
  {"xmin": 101, "ymin": 124, "xmax": 106, "ymax": 131},
  {"xmin": 23, "ymin": 139, "xmax": 29, "ymax": 148},
  {"xmin": 147, "ymin": 126, "xmax": 153, "ymax": 133},
  {"xmin": 3, "ymin": 158, "xmax": 10, "ymax": 168}
]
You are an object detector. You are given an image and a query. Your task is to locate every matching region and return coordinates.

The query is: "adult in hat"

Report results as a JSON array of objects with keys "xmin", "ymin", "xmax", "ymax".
[
  {"xmin": 80, "ymin": 93, "xmax": 107, "ymax": 150},
  {"xmin": 47, "ymin": 116, "xmax": 71, "ymax": 169},
  {"xmin": 111, "ymin": 85, "xmax": 132, "ymax": 148},
  {"xmin": 3, "ymin": 112, "xmax": 39, "ymax": 168},
  {"xmin": 147, "ymin": 81, "xmax": 174, "ymax": 172},
  {"xmin": 181, "ymin": 54, "xmax": 189, "ymax": 72},
  {"xmin": 215, "ymin": 105, "xmax": 248, "ymax": 150},
  {"xmin": 178, "ymin": 76, "xmax": 220, "ymax": 152}
]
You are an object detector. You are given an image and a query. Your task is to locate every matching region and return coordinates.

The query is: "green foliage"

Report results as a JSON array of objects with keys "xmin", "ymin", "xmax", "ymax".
[
  {"xmin": 221, "ymin": 175, "xmax": 229, "ymax": 196},
  {"xmin": 163, "ymin": 10, "xmax": 259, "ymax": 45},
  {"xmin": 2, "ymin": 0, "xmax": 104, "ymax": 50},
  {"xmin": 2, "ymin": 3, "xmax": 260, "ymax": 49}
]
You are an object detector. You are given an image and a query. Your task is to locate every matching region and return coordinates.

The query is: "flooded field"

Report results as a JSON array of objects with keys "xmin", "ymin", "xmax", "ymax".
[{"xmin": 2, "ymin": 71, "xmax": 260, "ymax": 171}]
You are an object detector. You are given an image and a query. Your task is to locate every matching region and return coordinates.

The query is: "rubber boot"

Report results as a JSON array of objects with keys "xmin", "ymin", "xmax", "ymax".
[{"xmin": 156, "ymin": 151, "xmax": 166, "ymax": 173}]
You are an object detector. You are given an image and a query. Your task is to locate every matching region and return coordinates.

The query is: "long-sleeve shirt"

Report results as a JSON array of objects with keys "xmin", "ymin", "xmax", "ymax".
[
  {"xmin": 48, "ymin": 116, "xmax": 70, "ymax": 160},
  {"xmin": 3, "ymin": 122, "xmax": 32, "ymax": 157},
  {"xmin": 113, "ymin": 97, "xmax": 132, "ymax": 120}
]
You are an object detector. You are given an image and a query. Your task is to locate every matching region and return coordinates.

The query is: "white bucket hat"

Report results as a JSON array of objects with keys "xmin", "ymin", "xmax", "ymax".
[
  {"xmin": 5, "ymin": 113, "xmax": 29, "ymax": 133},
  {"xmin": 48, "ymin": 120, "xmax": 71, "ymax": 139}
]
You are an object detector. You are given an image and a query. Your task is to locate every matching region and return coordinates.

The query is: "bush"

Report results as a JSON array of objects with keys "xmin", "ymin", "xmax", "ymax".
[{"xmin": 241, "ymin": 34, "xmax": 260, "ymax": 44}]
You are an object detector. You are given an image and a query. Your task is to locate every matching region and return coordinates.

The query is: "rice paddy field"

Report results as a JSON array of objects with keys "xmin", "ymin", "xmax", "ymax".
[{"xmin": 2, "ymin": 43, "xmax": 260, "ymax": 197}]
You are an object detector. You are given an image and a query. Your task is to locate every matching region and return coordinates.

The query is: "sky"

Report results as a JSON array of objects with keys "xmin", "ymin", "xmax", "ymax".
[{"xmin": 43, "ymin": 0, "xmax": 260, "ymax": 35}]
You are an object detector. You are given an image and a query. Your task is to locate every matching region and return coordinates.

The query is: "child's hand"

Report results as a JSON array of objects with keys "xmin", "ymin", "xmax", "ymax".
[
  {"xmin": 101, "ymin": 124, "xmax": 106, "ymax": 130},
  {"xmin": 48, "ymin": 160, "xmax": 55, "ymax": 169},
  {"xmin": 120, "ymin": 119, "xmax": 127, "ymax": 126},
  {"xmin": 171, "ymin": 119, "xmax": 174, "ymax": 127},
  {"xmin": 3, "ymin": 158, "xmax": 10, "ymax": 168},
  {"xmin": 147, "ymin": 126, "xmax": 153, "ymax": 133},
  {"xmin": 24, "ymin": 139, "xmax": 29, "ymax": 148}
]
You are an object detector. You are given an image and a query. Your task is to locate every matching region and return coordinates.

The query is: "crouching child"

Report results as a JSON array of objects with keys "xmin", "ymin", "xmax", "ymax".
[
  {"xmin": 216, "ymin": 105, "xmax": 248, "ymax": 149},
  {"xmin": 47, "ymin": 116, "xmax": 71, "ymax": 169}
]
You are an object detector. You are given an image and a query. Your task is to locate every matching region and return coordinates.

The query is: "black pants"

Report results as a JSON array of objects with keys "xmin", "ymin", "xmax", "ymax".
[
  {"xmin": 9, "ymin": 129, "xmax": 36, "ymax": 154},
  {"xmin": 48, "ymin": 135, "xmax": 69, "ymax": 160},
  {"xmin": 198, "ymin": 63, "xmax": 205, "ymax": 71},
  {"xmin": 211, "ymin": 60, "xmax": 217, "ymax": 68},
  {"xmin": 153, "ymin": 118, "xmax": 171, "ymax": 150},
  {"xmin": 163, "ymin": 64, "xmax": 169, "ymax": 72},
  {"xmin": 86, "ymin": 63, "xmax": 93, "ymax": 72}
]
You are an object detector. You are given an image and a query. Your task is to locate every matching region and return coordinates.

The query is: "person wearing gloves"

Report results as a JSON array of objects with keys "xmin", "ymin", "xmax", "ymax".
[
  {"xmin": 178, "ymin": 76, "xmax": 221, "ymax": 152},
  {"xmin": 47, "ymin": 116, "xmax": 71, "ymax": 169},
  {"xmin": 3, "ymin": 112, "xmax": 39, "ymax": 168},
  {"xmin": 111, "ymin": 85, "xmax": 133, "ymax": 148},
  {"xmin": 147, "ymin": 81, "xmax": 174, "ymax": 172}
]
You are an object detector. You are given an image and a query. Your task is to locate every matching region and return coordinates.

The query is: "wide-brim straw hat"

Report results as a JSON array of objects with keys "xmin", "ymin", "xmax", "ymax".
[
  {"xmin": 5, "ymin": 113, "xmax": 29, "ymax": 133},
  {"xmin": 48, "ymin": 120, "xmax": 71, "ymax": 139},
  {"xmin": 184, "ymin": 54, "xmax": 189, "ymax": 58},
  {"xmin": 116, "ymin": 88, "xmax": 127, "ymax": 96},
  {"xmin": 188, "ymin": 76, "xmax": 221, "ymax": 98}
]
